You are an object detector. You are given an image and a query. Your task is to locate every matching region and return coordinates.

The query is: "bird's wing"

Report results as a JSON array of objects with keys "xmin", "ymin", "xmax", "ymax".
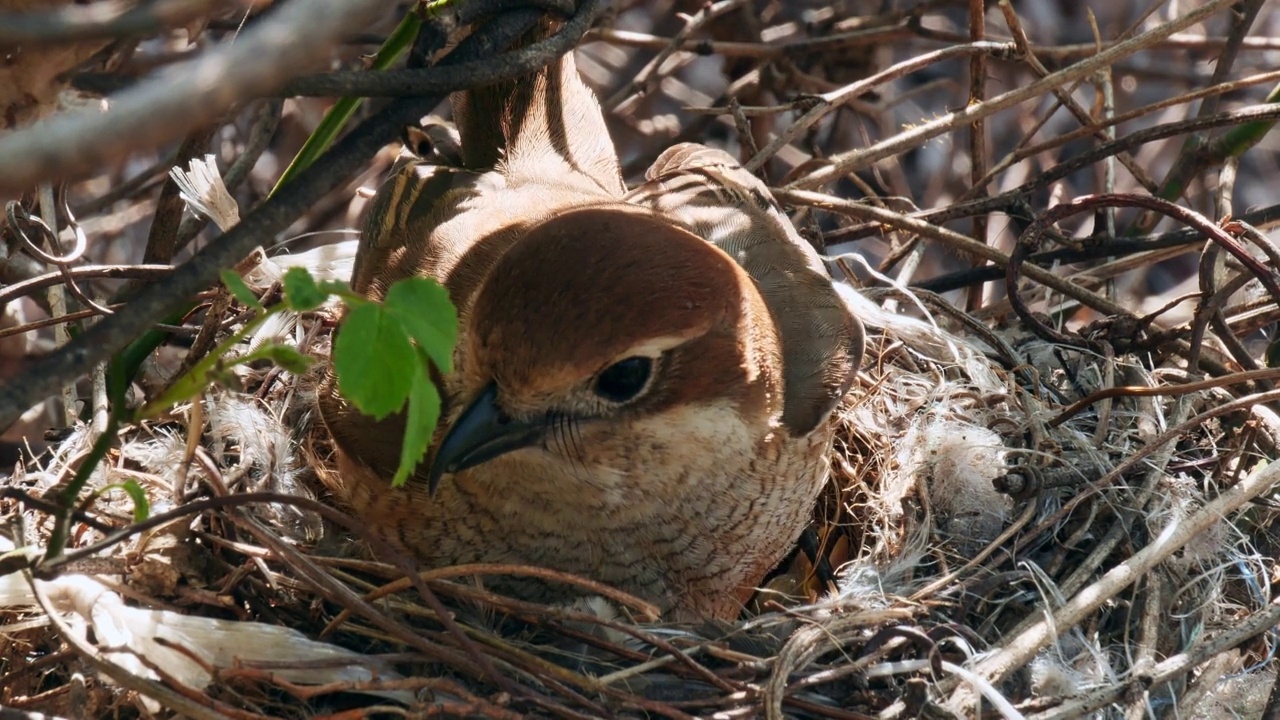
[
  {"xmin": 349, "ymin": 153, "xmax": 477, "ymax": 299},
  {"xmin": 626, "ymin": 143, "xmax": 863, "ymax": 436}
]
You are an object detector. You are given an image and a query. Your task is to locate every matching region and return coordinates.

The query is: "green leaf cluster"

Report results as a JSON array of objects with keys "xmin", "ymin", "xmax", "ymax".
[
  {"xmin": 77, "ymin": 4, "xmax": 451, "ymax": 550},
  {"xmin": 280, "ymin": 268, "xmax": 456, "ymax": 487},
  {"xmin": 51, "ymin": 265, "xmax": 453, "ymax": 564},
  {"xmin": 326, "ymin": 273, "xmax": 456, "ymax": 487},
  {"xmin": 150, "ymin": 267, "xmax": 455, "ymax": 490}
]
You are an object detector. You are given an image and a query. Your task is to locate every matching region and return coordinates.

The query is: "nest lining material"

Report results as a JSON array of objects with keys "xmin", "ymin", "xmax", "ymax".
[{"xmin": 2, "ymin": 245, "xmax": 1279, "ymax": 719}]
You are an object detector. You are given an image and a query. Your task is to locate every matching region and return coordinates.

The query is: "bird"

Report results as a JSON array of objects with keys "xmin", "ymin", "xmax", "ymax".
[{"xmin": 315, "ymin": 26, "xmax": 863, "ymax": 621}]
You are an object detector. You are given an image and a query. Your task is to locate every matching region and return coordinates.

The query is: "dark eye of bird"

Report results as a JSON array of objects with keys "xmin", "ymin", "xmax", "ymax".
[{"xmin": 594, "ymin": 356, "xmax": 653, "ymax": 403}]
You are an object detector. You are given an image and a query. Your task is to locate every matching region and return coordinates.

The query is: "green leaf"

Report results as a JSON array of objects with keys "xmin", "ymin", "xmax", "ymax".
[
  {"xmin": 282, "ymin": 267, "xmax": 328, "ymax": 311},
  {"xmin": 333, "ymin": 303, "xmax": 415, "ymax": 419},
  {"xmin": 220, "ymin": 270, "xmax": 263, "ymax": 311},
  {"xmin": 101, "ymin": 480, "xmax": 151, "ymax": 522},
  {"xmin": 318, "ymin": 279, "xmax": 352, "ymax": 297},
  {"xmin": 140, "ymin": 308, "xmax": 278, "ymax": 417},
  {"xmin": 241, "ymin": 343, "xmax": 314, "ymax": 374},
  {"xmin": 392, "ymin": 350, "xmax": 442, "ymax": 487},
  {"xmin": 154, "ymin": 362, "xmax": 216, "ymax": 411},
  {"xmin": 383, "ymin": 277, "xmax": 458, "ymax": 372}
]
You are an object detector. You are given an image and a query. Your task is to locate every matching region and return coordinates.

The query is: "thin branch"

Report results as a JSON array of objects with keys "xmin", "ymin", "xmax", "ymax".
[
  {"xmin": 0, "ymin": 265, "xmax": 174, "ymax": 309},
  {"xmin": 786, "ymin": 0, "xmax": 1239, "ymax": 189}
]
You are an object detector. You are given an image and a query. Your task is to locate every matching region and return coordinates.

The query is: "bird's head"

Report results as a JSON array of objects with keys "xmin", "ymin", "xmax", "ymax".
[{"xmin": 427, "ymin": 204, "xmax": 782, "ymax": 493}]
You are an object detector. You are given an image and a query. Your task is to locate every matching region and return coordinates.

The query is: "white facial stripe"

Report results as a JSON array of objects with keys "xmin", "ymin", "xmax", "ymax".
[{"xmin": 617, "ymin": 334, "xmax": 693, "ymax": 362}]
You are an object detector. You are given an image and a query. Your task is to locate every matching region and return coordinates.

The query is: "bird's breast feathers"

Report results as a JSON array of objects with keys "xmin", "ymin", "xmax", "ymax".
[{"xmin": 494, "ymin": 399, "xmax": 790, "ymax": 501}]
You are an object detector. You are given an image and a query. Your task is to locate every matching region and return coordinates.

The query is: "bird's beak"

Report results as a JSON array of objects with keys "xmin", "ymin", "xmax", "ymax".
[{"xmin": 427, "ymin": 383, "xmax": 544, "ymax": 495}]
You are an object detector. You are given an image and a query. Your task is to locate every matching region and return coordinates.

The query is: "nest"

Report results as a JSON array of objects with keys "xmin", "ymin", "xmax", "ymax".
[
  {"xmin": 4, "ymin": 1, "xmax": 1280, "ymax": 718},
  {"xmin": 5, "ymin": 260, "xmax": 1279, "ymax": 718}
]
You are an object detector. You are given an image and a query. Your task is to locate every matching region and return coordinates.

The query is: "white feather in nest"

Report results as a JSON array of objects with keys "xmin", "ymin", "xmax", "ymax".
[
  {"xmin": 824, "ymin": 280, "xmax": 1021, "ymax": 600},
  {"xmin": 169, "ymin": 150, "xmax": 357, "ymax": 294},
  {"xmin": 207, "ymin": 394, "xmax": 322, "ymax": 541},
  {"xmin": 120, "ymin": 427, "xmax": 187, "ymax": 480},
  {"xmin": 1027, "ymin": 632, "xmax": 1110, "ymax": 700},
  {"xmin": 120, "ymin": 393, "xmax": 322, "ymax": 543},
  {"xmin": 240, "ymin": 240, "xmax": 357, "ymax": 372},
  {"xmin": 0, "ymin": 538, "xmax": 410, "ymax": 709},
  {"xmin": 172, "ymin": 152, "xmax": 357, "ymax": 379},
  {"xmin": 170, "ymin": 154, "xmax": 239, "ymax": 232},
  {"xmin": 244, "ymin": 240, "xmax": 359, "ymax": 294}
]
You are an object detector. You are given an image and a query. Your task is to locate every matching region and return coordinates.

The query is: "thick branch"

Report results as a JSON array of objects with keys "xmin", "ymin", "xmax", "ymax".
[{"xmin": 0, "ymin": 0, "xmax": 387, "ymax": 195}]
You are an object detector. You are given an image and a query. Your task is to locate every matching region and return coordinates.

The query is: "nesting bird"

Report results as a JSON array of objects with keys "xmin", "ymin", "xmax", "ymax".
[{"xmin": 316, "ymin": 32, "xmax": 862, "ymax": 620}]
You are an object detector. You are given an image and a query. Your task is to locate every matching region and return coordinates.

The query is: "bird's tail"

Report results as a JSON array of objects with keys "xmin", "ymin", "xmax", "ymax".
[{"xmin": 451, "ymin": 19, "xmax": 623, "ymax": 195}]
